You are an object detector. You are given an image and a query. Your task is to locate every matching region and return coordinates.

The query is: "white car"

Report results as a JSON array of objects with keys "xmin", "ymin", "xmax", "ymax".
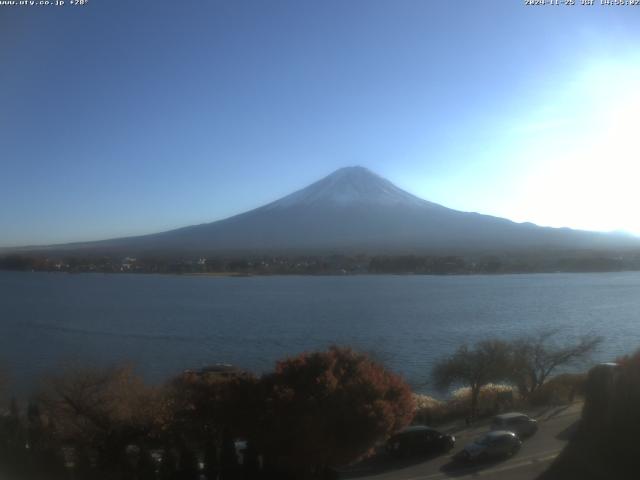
[{"xmin": 491, "ymin": 412, "xmax": 538, "ymax": 437}]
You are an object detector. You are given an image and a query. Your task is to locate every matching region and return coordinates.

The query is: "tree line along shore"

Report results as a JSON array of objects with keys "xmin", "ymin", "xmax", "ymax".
[{"xmin": 2, "ymin": 250, "xmax": 640, "ymax": 275}]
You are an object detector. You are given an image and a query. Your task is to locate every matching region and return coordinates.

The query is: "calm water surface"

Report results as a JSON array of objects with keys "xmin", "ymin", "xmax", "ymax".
[{"xmin": 1, "ymin": 271, "xmax": 639, "ymax": 394}]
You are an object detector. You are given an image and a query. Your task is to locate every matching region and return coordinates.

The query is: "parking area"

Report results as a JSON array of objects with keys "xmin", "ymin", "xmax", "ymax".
[{"xmin": 339, "ymin": 403, "xmax": 583, "ymax": 480}]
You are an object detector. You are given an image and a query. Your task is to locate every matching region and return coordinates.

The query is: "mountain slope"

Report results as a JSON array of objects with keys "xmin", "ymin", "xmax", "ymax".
[{"xmin": 20, "ymin": 166, "xmax": 640, "ymax": 255}]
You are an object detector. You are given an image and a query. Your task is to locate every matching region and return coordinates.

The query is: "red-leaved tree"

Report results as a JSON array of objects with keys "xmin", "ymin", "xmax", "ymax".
[{"xmin": 253, "ymin": 346, "xmax": 414, "ymax": 477}]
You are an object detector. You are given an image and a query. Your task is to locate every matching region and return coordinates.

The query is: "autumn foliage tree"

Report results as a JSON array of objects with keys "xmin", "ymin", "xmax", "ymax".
[
  {"xmin": 1, "ymin": 350, "xmax": 414, "ymax": 480},
  {"xmin": 167, "ymin": 367, "xmax": 259, "ymax": 440},
  {"xmin": 164, "ymin": 367, "xmax": 260, "ymax": 479},
  {"xmin": 37, "ymin": 365, "xmax": 166, "ymax": 474},
  {"xmin": 253, "ymin": 346, "xmax": 414, "ymax": 477}
]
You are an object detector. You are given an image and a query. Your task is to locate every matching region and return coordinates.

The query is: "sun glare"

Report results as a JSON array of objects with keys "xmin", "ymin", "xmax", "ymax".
[{"xmin": 507, "ymin": 61, "xmax": 640, "ymax": 236}]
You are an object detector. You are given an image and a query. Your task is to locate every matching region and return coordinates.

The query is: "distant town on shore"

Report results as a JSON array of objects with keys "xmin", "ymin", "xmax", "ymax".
[{"xmin": 2, "ymin": 250, "xmax": 640, "ymax": 276}]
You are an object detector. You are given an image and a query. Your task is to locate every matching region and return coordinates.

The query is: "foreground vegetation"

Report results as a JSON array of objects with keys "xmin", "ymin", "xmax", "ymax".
[
  {"xmin": 0, "ymin": 332, "xmax": 601, "ymax": 480},
  {"xmin": 0, "ymin": 347, "xmax": 414, "ymax": 480},
  {"xmin": 430, "ymin": 331, "xmax": 599, "ymax": 420}
]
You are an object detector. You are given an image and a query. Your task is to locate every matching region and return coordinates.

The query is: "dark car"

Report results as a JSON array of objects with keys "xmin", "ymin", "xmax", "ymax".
[
  {"xmin": 386, "ymin": 425, "xmax": 455, "ymax": 458},
  {"xmin": 455, "ymin": 430, "xmax": 521, "ymax": 462}
]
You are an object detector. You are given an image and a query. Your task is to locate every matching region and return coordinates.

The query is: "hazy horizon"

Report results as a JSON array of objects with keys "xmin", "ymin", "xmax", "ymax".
[{"xmin": 2, "ymin": 1, "xmax": 640, "ymax": 247}]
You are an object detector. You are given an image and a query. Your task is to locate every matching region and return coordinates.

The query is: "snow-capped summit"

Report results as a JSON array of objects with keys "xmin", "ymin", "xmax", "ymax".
[{"xmin": 265, "ymin": 166, "xmax": 436, "ymax": 209}]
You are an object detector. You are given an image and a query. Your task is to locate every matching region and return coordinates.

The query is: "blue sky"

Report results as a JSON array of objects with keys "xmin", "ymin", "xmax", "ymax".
[{"xmin": 1, "ymin": 0, "xmax": 639, "ymax": 247}]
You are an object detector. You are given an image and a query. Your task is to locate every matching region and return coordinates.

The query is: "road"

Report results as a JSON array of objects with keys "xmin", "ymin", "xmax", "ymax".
[{"xmin": 339, "ymin": 403, "xmax": 582, "ymax": 480}]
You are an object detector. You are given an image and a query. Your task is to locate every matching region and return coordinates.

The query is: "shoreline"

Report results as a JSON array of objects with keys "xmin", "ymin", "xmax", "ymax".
[{"xmin": 2, "ymin": 268, "xmax": 640, "ymax": 278}]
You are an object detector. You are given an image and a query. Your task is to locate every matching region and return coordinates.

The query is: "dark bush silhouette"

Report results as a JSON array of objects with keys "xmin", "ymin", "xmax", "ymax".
[{"xmin": 541, "ymin": 353, "xmax": 640, "ymax": 480}]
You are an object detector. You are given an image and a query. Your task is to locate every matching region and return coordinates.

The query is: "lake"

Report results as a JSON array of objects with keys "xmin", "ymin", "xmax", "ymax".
[{"xmin": 1, "ymin": 270, "xmax": 639, "ymax": 395}]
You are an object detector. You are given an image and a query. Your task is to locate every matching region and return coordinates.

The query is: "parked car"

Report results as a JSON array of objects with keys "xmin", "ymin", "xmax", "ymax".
[
  {"xmin": 455, "ymin": 431, "xmax": 521, "ymax": 462},
  {"xmin": 491, "ymin": 412, "xmax": 538, "ymax": 437},
  {"xmin": 386, "ymin": 425, "xmax": 455, "ymax": 458}
]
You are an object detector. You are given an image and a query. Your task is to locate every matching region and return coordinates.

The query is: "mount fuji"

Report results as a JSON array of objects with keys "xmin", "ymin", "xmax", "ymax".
[{"xmin": 23, "ymin": 166, "xmax": 640, "ymax": 254}]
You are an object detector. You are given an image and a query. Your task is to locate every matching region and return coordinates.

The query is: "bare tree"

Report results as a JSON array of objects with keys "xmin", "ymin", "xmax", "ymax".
[
  {"xmin": 509, "ymin": 330, "xmax": 602, "ymax": 398},
  {"xmin": 432, "ymin": 340, "xmax": 511, "ymax": 418},
  {"xmin": 37, "ymin": 365, "xmax": 165, "ymax": 470}
]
